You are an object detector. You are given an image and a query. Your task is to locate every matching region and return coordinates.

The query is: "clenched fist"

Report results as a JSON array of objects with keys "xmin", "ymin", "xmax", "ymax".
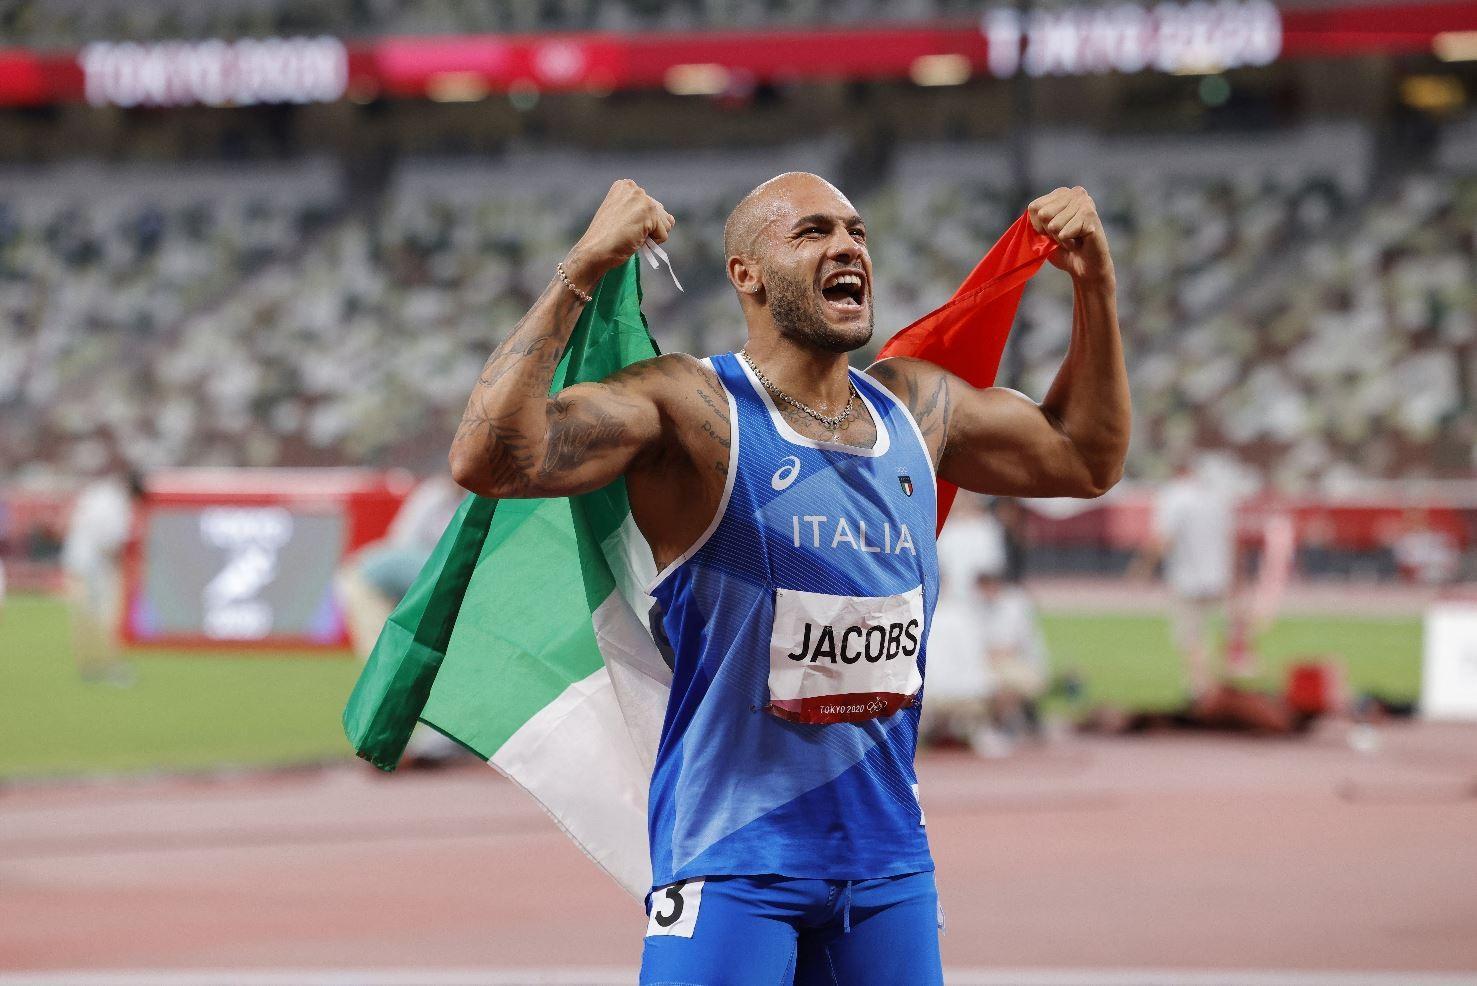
[
  {"xmin": 564, "ymin": 179, "xmax": 675, "ymax": 291},
  {"xmin": 1028, "ymin": 186, "xmax": 1114, "ymax": 287}
]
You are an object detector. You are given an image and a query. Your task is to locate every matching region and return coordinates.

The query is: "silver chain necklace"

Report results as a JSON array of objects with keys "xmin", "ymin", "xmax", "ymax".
[{"xmin": 739, "ymin": 349, "xmax": 858, "ymax": 437}]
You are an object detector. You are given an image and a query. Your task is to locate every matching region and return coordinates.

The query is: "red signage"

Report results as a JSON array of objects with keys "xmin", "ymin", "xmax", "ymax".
[
  {"xmin": 0, "ymin": 2, "xmax": 1473, "ymax": 107},
  {"xmin": 79, "ymin": 37, "xmax": 347, "ymax": 108},
  {"xmin": 981, "ymin": 0, "xmax": 1284, "ymax": 78}
]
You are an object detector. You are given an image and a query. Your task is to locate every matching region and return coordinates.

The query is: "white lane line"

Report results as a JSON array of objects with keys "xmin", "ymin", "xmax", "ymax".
[
  {"xmin": 0, "ymin": 973, "xmax": 628, "ymax": 986},
  {"xmin": 3, "ymin": 970, "xmax": 1476, "ymax": 986},
  {"xmin": 949, "ymin": 971, "xmax": 1477, "ymax": 986}
]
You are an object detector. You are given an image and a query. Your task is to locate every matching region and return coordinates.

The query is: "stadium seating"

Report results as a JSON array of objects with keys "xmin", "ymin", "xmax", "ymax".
[
  {"xmin": 2, "ymin": 126, "xmax": 1473, "ymax": 486},
  {"xmin": 0, "ymin": 160, "xmax": 342, "ymax": 476},
  {"xmin": 2, "ymin": 0, "xmax": 976, "ymax": 45}
]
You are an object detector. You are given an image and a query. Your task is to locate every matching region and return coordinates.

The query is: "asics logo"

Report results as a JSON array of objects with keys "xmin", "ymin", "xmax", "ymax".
[{"xmin": 771, "ymin": 456, "xmax": 801, "ymax": 491}]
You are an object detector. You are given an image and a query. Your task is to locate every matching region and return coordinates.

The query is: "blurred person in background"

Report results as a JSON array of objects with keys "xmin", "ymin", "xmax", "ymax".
[
  {"xmin": 337, "ymin": 473, "xmax": 466, "ymax": 767},
  {"xmin": 976, "ymin": 568, "xmax": 1051, "ymax": 749},
  {"xmin": 927, "ymin": 495, "xmax": 1050, "ymax": 757},
  {"xmin": 62, "ymin": 470, "xmax": 145, "ymax": 685},
  {"xmin": 921, "ymin": 564, "xmax": 1053, "ymax": 759},
  {"xmin": 936, "ymin": 492, "xmax": 1007, "ymax": 598},
  {"xmin": 924, "ymin": 494, "xmax": 1006, "ymax": 752},
  {"xmin": 1134, "ymin": 456, "xmax": 1236, "ymax": 698},
  {"xmin": 1389, "ymin": 508, "xmax": 1460, "ymax": 585},
  {"xmin": 918, "ymin": 588, "xmax": 991, "ymax": 753},
  {"xmin": 336, "ymin": 473, "xmax": 464, "ymax": 658}
]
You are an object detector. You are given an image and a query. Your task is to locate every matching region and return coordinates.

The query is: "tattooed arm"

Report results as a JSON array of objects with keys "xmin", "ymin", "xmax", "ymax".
[
  {"xmin": 449, "ymin": 180, "xmax": 676, "ymax": 499},
  {"xmin": 866, "ymin": 186, "xmax": 1129, "ymax": 499}
]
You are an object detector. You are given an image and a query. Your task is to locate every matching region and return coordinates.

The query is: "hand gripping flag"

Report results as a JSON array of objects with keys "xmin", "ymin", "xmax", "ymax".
[
  {"xmin": 877, "ymin": 213, "xmax": 1057, "ymax": 532},
  {"xmin": 343, "ymin": 216, "xmax": 1056, "ymax": 899}
]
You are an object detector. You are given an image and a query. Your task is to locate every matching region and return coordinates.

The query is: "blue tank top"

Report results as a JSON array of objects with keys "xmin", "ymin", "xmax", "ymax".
[{"xmin": 645, "ymin": 351, "xmax": 939, "ymax": 889}]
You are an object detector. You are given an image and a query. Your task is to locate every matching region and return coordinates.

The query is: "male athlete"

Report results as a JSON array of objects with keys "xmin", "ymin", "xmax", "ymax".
[{"xmin": 449, "ymin": 174, "xmax": 1129, "ymax": 984}]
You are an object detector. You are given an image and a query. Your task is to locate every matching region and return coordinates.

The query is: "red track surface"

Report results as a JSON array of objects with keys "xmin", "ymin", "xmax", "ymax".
[{"xmin": 3, "ymin": 723, "xmax": 1476, "ymax": 978}]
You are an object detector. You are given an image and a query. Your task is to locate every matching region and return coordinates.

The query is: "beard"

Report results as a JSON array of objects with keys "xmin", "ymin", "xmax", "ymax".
[{"xmin": 764, "ymin": 265, "xmax": 874, "ymax": 354}]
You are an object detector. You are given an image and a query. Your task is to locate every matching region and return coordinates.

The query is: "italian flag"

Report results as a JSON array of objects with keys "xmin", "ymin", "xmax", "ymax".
[{"xmin": 342, "ymin": 217, "xmax": 1056, "ymax": 899}]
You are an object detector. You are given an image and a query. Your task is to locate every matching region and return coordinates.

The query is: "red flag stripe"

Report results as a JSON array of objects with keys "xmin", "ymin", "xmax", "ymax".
[{"xmin": 877, "ymin": 214, "xmax": 1057, "ymax": 533}]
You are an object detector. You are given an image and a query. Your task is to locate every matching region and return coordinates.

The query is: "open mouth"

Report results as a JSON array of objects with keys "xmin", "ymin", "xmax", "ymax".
[{"xmin": 820, "ymin": 270, "xmax": 866, "ymax": 313}]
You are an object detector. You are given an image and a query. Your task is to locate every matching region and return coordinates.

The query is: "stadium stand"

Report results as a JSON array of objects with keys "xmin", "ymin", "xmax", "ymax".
[
  {"xmin": 0, "ymin": 160, "xmax": 342, "ymax": 477},
  {"xmin": 0, "ymin": 0, "xmax": 979, "ymax": 44},
  {"xmin": 866, "ymin": 127, "xmax": 1371, "ymax": 485},
  {"xmin": 2, "ymin": 125, "xmax": 1472, "ymax": 486}
]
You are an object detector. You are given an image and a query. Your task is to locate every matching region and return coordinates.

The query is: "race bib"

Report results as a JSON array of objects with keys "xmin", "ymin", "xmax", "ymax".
[
  {"xmin": 645, "ymin": 879, "xmax": 704, "ymax": 938},
  {"xmin": 767, "ymin": 584, "xmax": 925, "ymax": 724}
]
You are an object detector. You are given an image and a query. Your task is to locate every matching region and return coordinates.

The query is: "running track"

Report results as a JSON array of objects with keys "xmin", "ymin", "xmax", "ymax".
[{"xmin": 3, "ymin": 724, "xmax": 1475, "ymax": 984}]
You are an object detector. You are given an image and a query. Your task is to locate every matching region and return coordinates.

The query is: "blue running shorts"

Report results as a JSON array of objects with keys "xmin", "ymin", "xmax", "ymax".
[{"xmin": 639, "ymin": 870, "xmax": 944, "ymax": 986}]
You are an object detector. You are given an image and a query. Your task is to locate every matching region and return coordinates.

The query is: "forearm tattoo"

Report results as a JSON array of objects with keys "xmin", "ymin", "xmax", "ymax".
[{"xmin": 452, "ymin": 278, "xmax": 587, "ymax": 495}]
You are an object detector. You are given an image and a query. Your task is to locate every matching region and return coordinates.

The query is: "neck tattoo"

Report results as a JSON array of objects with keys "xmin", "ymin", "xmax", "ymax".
[{"xmin": 739, "ymin": 349, "xmax": 858, "ymax": 439}]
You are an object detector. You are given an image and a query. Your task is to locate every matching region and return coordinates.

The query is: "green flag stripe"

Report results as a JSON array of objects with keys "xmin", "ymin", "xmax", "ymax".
[
  {"xmin": 341, "ymin": 493, "xmax": 500, "ymax": 769},
  {"xmin": 421, "ymin": 498, "xmax": 609, "ymax": 757},
  {"xmin": 343, "ymin": 256, "xmax": 655, "ymax": 772}
]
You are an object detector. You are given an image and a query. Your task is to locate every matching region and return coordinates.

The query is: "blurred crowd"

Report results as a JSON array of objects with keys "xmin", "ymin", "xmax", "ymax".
[
  {"xmin": 0, "ymin": 0, "xmax": 982, "ymax": 44},
  {"xmin": 0, "ymin": 163, "xmax": 342, "ymax": 477},
  {"xmin": 1238, "ymin": 175, "xmax": 1477, "ymax": 488},
  {"xmin": 1, "ymin": 137, "xmax": 1474, "ymax": 488},
  {"xmin": 1010, "ymin": 171, "xmax": 1473, "ymax": 491}
]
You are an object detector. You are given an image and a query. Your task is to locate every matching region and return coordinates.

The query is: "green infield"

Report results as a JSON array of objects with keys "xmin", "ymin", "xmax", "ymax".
[
  {"xmin": 1041, "ymin": 610, "xmax": 1424, "ymax": 710},
  {"xmin": 0, "ymin": 595, "xmax": 1423, "ymax": 779},
  {"xmin": 0, "ymin": 595, "xmax": 362, "ymax": 779}
]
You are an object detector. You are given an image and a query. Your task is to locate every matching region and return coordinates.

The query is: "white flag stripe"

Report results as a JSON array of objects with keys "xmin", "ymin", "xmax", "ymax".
[
  {"xmin": 491, "ymin": 502, "xmax": 670, "ymax": 903},
  {"xmin": 599, "ymin": 510, "xmax": 664, "ymax": 676},
  {"xmin": 592, "ymin": 589, "xmax": 669, "ymax": 778},
  {"xmin": 489, "ymin": 663, "xmax": 652, "ymax": 899}
]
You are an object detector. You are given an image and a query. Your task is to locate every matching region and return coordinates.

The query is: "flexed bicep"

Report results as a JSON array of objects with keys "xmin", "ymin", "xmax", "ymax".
[
  {"xmin": 941, "ymin": 384, "xmax": 1103, "ymax": 497},
  {"xmin": 867, "ymin": 356, "xmax": 1105, "ymax": 498},
  {"xmin": 449, "ymin": 178, "xmax": 677, "ymax": 500},
  {"xmin": 452, "ymin": 356, "xmax": 667, "ymax": 499},
  {"xmin": 535, "ymin": 371, "xmax": 664, "ymax": 495},
  {"xmin": 868, "ymin": 185, "xmax": 1129, "ymax": 500}
]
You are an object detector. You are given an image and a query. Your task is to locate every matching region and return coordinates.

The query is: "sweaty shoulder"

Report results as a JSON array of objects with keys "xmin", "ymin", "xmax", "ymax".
[
  {"xmin": 606, "ymin": 353, "xmax": 720, "ymax": 424},
  {"xmin": 864, "ymin": 355, "xmax": 935, "ymax": 394},
  {"xmin": 605, "ymin": 352, "xmax": 715, "ymax": 404},
  {"xmin": 606, "ymin": 352, "xmax": 730, "ymax": 472},
  {"xmin": 864, "ymin": 356, "xmax": 951, "ymax": 465},
  {"xmin": 619, "ymin": 353, "xmax": 733, "ymax": 569}
]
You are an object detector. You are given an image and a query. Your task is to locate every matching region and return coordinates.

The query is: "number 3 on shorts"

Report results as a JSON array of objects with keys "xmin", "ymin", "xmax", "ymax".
[{"xmin": 645, "ymin": 878, "xmax": 705, "ymax": 938}]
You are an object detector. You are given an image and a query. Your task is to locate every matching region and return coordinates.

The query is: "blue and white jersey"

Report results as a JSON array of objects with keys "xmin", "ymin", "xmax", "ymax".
[{"xmin": 645, "ymin": 351, "xmax": 940, "ymax": 889}]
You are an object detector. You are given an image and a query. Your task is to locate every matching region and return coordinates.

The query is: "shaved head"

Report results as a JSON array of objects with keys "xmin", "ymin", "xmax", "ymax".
[
  {"xmin": 723, "ymin": 172, "xmax": 873, "ymax": 354},
  {"xmin": 723, "ymin": 172, "xmax": 853, "ymax": 261}
]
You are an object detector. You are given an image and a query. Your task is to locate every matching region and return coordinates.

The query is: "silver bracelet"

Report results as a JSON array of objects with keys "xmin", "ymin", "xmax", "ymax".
[{"xmin": 556, "ymin": 262, "xmax": 593, "ymax": 304}]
